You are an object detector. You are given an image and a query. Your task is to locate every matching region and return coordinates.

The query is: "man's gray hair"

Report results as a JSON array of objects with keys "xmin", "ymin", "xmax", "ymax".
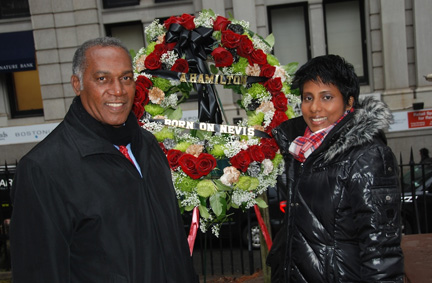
[{"xmin": 72, "ymin": 37, "xmax": 132, "ymax": 85}]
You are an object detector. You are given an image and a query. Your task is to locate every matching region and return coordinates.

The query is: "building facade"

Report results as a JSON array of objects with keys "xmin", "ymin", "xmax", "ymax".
[{"xmin": 1, "ymin": 0, "xmax": 431, "ymax": 164}]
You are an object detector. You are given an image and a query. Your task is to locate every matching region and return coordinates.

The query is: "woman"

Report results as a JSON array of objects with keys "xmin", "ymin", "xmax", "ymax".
[{"xmin": 267, "ymin": 55, "xmax": 404, "ymax": 282}]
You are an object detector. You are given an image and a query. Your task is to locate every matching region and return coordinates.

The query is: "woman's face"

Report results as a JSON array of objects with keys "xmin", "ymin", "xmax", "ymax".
[{"xmin": 301, "ymin": 80, "xmax": 353, "ymax": 132}]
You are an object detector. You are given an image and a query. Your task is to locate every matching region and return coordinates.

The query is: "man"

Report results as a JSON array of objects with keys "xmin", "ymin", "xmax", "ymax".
[{"xmin": 10, "ymin": 37, "xmax": 198, "ymax": 282}]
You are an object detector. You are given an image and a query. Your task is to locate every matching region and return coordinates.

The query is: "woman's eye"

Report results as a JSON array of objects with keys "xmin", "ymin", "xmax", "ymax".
[
  {"xmin": 323, "ymin": 95, "xmax": 333, "ymax": 100},
  {"xmin": 303, "ymin": 96, "xmax": 312, "ymax": 101}
]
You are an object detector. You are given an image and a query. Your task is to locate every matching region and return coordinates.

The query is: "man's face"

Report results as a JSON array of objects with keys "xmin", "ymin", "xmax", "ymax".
[{"xmin": 71, "ymin": 46, "xmax": 135, "ymax": 127}]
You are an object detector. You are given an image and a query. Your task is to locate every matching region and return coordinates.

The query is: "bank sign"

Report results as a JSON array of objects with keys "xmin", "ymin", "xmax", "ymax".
[{"xmin": 0, "ymin": 123, "xmax": 59, "ymax": 145}]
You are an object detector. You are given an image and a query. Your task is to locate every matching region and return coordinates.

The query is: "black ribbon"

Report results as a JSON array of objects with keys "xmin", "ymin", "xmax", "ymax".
[{"xmin": 165, "ymin": 23, "xmax": 222, "ymax": 124}]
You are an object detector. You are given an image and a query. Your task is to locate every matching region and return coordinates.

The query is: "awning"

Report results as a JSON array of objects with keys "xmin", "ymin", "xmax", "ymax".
[{"xmin": 0, "ymin": 30, "xmax": 36, "ymax": 73}]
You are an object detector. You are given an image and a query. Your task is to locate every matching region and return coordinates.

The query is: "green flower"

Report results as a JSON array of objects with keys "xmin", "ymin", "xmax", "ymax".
[
  {"xmin": 209, "ymin": 144, "xmax": 226, "ymax": 158},
  {"xmin": 232, "ymin": 57, "xmax": 249, "ymax": 75},
  {"xmin": 235, "ymin": 176, "xmax": 259, "ymax": 191},
  {"xmin": 247, "ymin": 83, "xmax": 267, "ymax": 99},
  {"xmin": 176, "ymin": 176, "xmax": 199, "ymax": 193},
  {"xmin": 247, "ymin": 112, "xmax": 264, "ymax": 126},
  {"xmin": 286, "ymin": 105, "xmax": 296, "ymax": 119},
  {"xmin": 266, "ymin": 54, "xmax": 279, "ymax": 66},
  {"xmin": 272, "ymin": 153, "xmax": 283, "ymax": 168},
  {"xmin": 146, "ymin": 42, "xmax": 156, "ymax": 55},
  {"xmin": 196, "ymin": 179, "xmax": 217, "ymax": 198},
  {"xmin": 144, "ymin": 104, "xmax": 164, "ymax": 116},
  {"xmin": 153, "ymin": 127, "xmax": 175, "ymax": 142},
  {"xmin": 152, "ymin": 77, "xmax": 172, "ymax": 92},
  {"xmin": 174, "ymin": 141, "xmax": 191, "ymax": 152}
]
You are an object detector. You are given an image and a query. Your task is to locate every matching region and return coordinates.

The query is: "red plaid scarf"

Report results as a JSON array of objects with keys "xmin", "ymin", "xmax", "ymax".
[{"xmin": 289, "ymin": 109, "xmax": 353, "ymax": 162}]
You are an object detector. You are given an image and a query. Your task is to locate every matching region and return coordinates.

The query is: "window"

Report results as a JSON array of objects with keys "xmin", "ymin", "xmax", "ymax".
[
  {"xmin": 102, "ymin": 0, "xmax": 140, "ymax": 9},
  {"xmin": 5, "ymin": 69, "xmax": 43, "ymax": 118},
  {"xmin": 324, "ymin": 0, "xmax": 368, "ymax": 83},
  {"xmin": 268, "ymin": 0, "xmax": 368, "ymax": 84},
  {"xmin": 105, "ymin": 22, "xmax": 145, "ymax": 57},
  {"xmin": 0, "ymin": 0, "xmax": 29, "ymax": 19},
  {"xmin": 268, "ymin": 3, "xmax": 311, "ymax": 68}
]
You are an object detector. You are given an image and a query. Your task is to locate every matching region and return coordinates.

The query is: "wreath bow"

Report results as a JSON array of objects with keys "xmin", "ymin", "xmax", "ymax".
[{"xmin": 165, "ymin": 23, "xmax": 222, "ymax": 124}]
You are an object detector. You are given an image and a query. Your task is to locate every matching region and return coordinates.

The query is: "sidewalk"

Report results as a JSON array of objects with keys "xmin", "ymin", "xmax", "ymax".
[
  {"xmin": 202, "ymin": 234, "xmax": 432, "ymax": 283},
  {"xmin": 402, "ymin": 233, "xmax": 432, "ymax": 283}
]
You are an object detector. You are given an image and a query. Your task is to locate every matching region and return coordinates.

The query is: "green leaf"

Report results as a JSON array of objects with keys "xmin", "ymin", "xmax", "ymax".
[
  {"xmin": 264, "ymin": 34, "xmax": 275, "ymax": 48},
  {"xmin": 255, "ymin": 197, "xmax": 268, "ymax": 208},
  {"xmin": 199, "ymin": 205, "xmax": 210, "ymax": 219},
  {"xmin": 210, "ymin": 64, "xmax": 219, "ymax": 74},
  {"xmin": 213, "ymin": 179, "xmax": 233, "ymax": 191},
  {"xmin": 185, "ymin": 205, "xmax": 195, "ymax": 211},
  {"xmin": 283, "ymin": 62, "xmax": 299, "ymax": 75},
  {"xmin": 166, "ymin": 107, "xmax": 182, "ymax": 120},
  {"xmin": 210, "ymin": 193, "xmax": 226, "ymax": 217}
]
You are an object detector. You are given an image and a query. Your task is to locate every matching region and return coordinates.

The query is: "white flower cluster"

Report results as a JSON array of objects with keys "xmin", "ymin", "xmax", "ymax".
[
  {"xmin": 160, "ymin": 93, "xmax": 179, "ymax": 108},
  {"xmin": 180, "ymin": 192, "xmax": 200, "ymax": 208},
  {"xmin": 144, "ymin": 19, "xmax": 165, "ymax": 41},
  {"xmin": 141, "ymin": 120, "xmax": 165, "ymax": 133},
  {"xmin": 232, "ymin": 190, "xmax": 256, "ymax": 209},
  {"xmin": 223, "ymin": 138, "xmax": 248, "ymax": 158},
  {"xmin": 160, "ymin": 50, "xmax": 178, "ymax": 68},
  {"xmin": 231, "ymin": 19, "xmax": 250, "ymax": 31},
  {"xmin": 252, "ymin": 34, "xmax": 272, "ymax": 54},
  {"xmin": 194, "ymin": 10, "xmax": 216, "ymax": 28}
]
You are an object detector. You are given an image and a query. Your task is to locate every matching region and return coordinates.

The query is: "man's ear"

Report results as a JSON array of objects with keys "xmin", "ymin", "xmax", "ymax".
[{"xmin": 71, "ymin": 75, "xmax": 81, "ymax": 96}]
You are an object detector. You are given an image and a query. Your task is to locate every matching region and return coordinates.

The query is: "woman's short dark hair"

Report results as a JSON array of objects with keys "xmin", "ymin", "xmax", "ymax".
[{"xmin": 292, "ymin": 54, "xmax": 360, "ymax": 107}]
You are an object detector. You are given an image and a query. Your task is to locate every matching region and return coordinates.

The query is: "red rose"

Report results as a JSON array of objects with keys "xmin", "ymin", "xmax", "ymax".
[
  {"xmin": 167, "ymin": 149, "xmax": 184, "ymax": 170},
  {"xmin": 237, "ymin": 35, "xmax": 254, "ymax": 57},
  {"xmin": 132, "ymin": 102, "xmax": 144, "ymax": 121},
  {"xmin": 213, "ymin": 16, "xmax": 231, "ymax": 31},
  {"xmin": 260, "ymin": 138, "xmax": 279, "ymax": 159},
  {"xmin": 221, "ymin": 29, "xmax": 242, "ymax": 49},
  {"xmin": 171, "ymin": 58, "xmax": 189, "ymax": 73},
  {"xmin": 248, "ymin": 49, "xmax": 267, "ymax": 65},
  {"xmin": 264, "ymin": 77, "xmax": 283, "ymax": 94},
  {"xmin": 260, "ymin": 64, "xmax": 276, "ymax": 78},
  {"xmin": 164, "ymin": 16, "xmax": 181, "ymax": 29},
  {"xmin": 153, "ymin": 44, "xmax": 167, "ymax": 57},
  {"xmin": 144, "ymin": 53, "xmax": 162, "ymax": 70},
  {"xmin": 230, "ymin": 150, "xmax": 252, "ymax": 173},
  {"xmin": 272, "ymin": 92, "xmax": 288, "ymax": 112},
  {"xmin": 248, "ymin": 145, "xmax": 265, "ymax": 163},
  {"xmin": 267, "ymin": 110, "xmax": 288, "ymax": 133},
  {"xmin": 196, "ymin": 153, "xmax": 217, "ymax": 176},
  {"xmin": 211, "ymin": 47, "xmax": 234, "ymax": 67},
  {"xmin": 179, "ymin": 154, "xmax": 201, "ymax": 179},
  {"xmin": 179, "ymin": 13, "xmax": 195, "ymax": 30},
  {"xmin": 136, "ymin": 75, "xmax": 153, "ymax": 89}
]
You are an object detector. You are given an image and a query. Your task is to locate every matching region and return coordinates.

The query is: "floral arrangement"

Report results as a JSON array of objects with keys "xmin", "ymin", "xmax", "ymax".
[{"xmin": 132, "ymin": 9, "xmax": 300, "ymax": 236}]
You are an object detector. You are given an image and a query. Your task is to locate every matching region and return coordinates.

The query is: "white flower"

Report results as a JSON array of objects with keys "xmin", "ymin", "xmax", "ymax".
[{"xmin": 262, "ymin": 159, "xmax": 274, "ymax": 175}]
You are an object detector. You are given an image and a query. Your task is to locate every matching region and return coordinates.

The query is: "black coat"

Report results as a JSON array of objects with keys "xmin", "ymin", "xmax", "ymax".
[
  {"xmin": 267, "ymin": 97, "xmax": 404, "ymax": 282},
  {"xmin": 10, "ymin": 98, "xmax": 198, "ymax": 282}
]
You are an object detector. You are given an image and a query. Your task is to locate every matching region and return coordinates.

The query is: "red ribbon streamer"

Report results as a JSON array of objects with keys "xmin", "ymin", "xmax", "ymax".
[
  {"xmin": 254, "ymin": 204, "xmax": 272, "ymax": 250},
  {"xmin": 187, "ymin": 206, "xmax": 200, "ymax": 255}
]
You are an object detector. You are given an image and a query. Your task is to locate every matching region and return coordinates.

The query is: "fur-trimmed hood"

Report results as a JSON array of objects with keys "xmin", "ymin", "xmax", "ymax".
[{"xmin": 324, "ymin": 96, "xmax": 393, "ymax": 162}]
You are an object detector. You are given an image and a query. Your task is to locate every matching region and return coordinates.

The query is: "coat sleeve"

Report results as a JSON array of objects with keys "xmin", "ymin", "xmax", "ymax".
[
  {"xmin": 10, "ymin": 157, "xmax": 70, "ymax": 283},
  {"xmin": 348, "ymin": 145, "xmax": 404, "ymax": 282}
]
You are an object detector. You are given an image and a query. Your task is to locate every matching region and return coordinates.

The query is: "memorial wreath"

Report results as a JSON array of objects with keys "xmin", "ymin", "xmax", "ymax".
[{"xmin": 131, "ymin": 10, "xmax": 300, "ymax": 239}]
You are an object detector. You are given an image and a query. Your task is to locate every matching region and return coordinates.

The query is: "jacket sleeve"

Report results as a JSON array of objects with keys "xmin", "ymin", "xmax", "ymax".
[
  {"xmin": 348, "ymin": 145, "xmax": 404, "ymax": 282},
  {"xmin": 10, "ymin": 157, "xmax": 70, "ymax": 283}
]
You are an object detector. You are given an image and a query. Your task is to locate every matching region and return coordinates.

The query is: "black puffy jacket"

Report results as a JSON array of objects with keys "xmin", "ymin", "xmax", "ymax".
[{"xmin": 267, "ymin": 97, "xmax": 404, "ymax": 282}]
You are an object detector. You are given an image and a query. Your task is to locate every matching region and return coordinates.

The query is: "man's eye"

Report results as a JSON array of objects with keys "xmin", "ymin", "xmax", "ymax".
[
  {"xmin": 97, "ymin": 77, "xmax": 106, "ymax": 81},
  {"xmin": 123, "ymin": 76, "xmax": 132, "ymax": 81}
]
